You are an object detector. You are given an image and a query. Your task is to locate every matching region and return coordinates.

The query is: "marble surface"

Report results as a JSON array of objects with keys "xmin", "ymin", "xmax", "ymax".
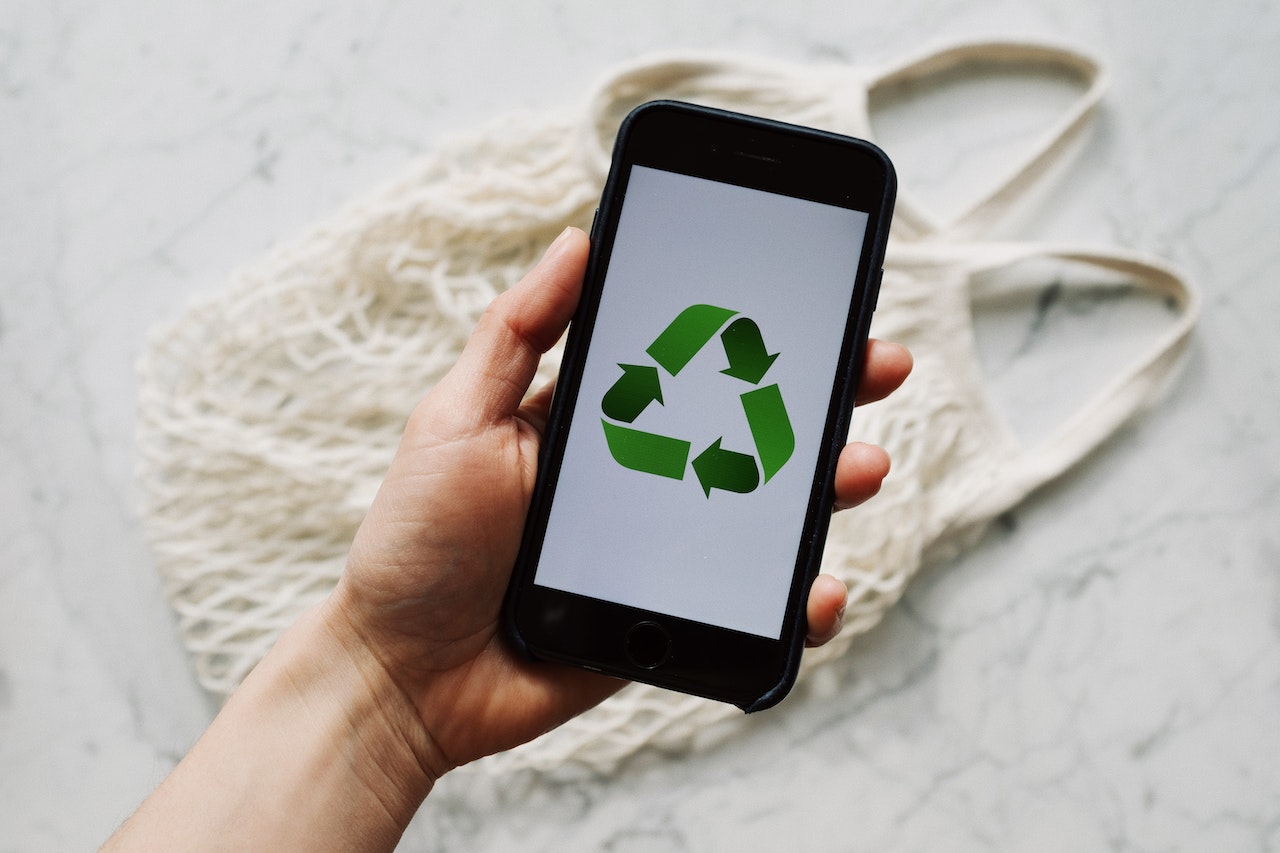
[{"xmin": 3, "ymin": 2, "xmax": 1278, "ymax": 850}]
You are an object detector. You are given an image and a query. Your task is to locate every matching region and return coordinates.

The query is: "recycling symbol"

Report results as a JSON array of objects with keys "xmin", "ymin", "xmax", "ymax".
[{"xmin": 600, "ymin": 303, "xmax": 795, "ymax": 497}]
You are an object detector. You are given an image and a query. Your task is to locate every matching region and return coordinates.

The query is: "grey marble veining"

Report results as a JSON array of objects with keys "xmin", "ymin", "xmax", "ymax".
[{"xmin": 3, "ymin": 2, "xmax": 1278, "ymax": 851}]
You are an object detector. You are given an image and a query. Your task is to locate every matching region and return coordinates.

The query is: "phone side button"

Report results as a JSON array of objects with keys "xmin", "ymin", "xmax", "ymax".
[{"xmin": 624, "ymin": 621, "xmax": 672, "ymax": 670}]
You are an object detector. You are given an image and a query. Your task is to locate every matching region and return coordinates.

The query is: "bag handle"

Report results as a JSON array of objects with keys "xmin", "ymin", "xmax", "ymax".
[
  {"xmin": 867, "ymin": 40, "xmax": 1108, "ymax": 240},
  {"xmin": 888, "ymin": 240, "xmax": 1200, "ymax": 525}
]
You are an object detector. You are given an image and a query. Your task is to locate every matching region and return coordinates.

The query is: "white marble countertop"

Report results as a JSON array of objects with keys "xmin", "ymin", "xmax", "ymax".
[{"xmin": 3, "ymin": 2, "xmax": 1278, "ymax": 850}]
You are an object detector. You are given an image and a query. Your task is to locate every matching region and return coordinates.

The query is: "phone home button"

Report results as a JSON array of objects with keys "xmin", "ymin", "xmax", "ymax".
[{"xmin": 624, "ymin": 621, "xmax": 671, "ymax": 670}]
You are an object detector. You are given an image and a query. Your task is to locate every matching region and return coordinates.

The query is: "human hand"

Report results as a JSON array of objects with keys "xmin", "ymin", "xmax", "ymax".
[
  {"xmin": 101, "ymin": 227, "xmax": 910, "ymax": 853},
  {"xmin": 325, "ymin": 226, "xmax": 912, "ymax": 781}
]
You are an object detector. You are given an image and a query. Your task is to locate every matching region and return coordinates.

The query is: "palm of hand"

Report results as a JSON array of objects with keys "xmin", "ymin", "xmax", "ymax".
[{"xmin": 337, "ymin": 383, "xmax": 618, "ymax": 773}]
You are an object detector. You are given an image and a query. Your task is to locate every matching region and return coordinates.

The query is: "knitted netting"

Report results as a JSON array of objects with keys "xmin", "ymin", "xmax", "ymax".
[{"xmin": 137, "ymin": 48, "xmax": 1191, "ymax": 774}]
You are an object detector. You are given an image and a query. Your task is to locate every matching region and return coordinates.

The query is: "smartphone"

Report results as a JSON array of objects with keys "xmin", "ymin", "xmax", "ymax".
[{"xmin": 504, "ymin": 101, "xmax": 895, "ymax": 712}]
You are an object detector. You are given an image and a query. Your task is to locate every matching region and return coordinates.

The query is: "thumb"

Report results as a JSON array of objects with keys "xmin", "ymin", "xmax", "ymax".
[{"xmin": 437, "ymin": 227, "xmax": 588, "ymax": 427}]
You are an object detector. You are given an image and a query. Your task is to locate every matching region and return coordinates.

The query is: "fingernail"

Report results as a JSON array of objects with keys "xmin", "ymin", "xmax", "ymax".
[{"xmin": 544, "ymin": 226, "xmax": 576, "ymax": 259}]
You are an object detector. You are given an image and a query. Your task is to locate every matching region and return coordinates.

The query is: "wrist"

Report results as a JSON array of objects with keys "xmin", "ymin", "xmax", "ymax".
[
  {"xmin": 287, "ymin": 596, "xmax": 442, "ymax": 823},
  {"xmin": 219, "ymin": 598, "xmax": 438, "ymax": 848},
  {"xmin": 212, "ymin": 598, "xmax": 440, "ymax": 848},
  {"xmin": 104, "ymin": 597, "xmax": 439, "ymax": 852}
]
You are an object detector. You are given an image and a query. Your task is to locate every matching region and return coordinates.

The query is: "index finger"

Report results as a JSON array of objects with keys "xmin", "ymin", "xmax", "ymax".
[{"xmin": 855, "ymin": 339, "xmax": 913, "ymax": 406}]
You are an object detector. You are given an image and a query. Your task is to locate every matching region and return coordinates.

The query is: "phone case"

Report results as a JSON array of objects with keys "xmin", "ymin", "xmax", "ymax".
[{"xmin": 504, "ymin": 101, "xmax": 895, "ymax": 712}]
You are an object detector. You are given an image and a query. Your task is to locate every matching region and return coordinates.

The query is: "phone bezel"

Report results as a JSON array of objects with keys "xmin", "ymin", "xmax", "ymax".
[{"xmin": 504, "ymin": 100, "xmax": 896, "ymax": 711}]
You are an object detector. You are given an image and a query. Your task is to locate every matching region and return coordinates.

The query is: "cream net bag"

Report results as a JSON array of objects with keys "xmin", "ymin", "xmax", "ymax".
[{"xmin": 136, "ymin": 41, "xmax": 1198, "ymax": 773}]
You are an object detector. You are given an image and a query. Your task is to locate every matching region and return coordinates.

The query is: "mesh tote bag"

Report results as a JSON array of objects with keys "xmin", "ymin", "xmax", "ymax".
[{"xmin": 136, "ymin": 40, "xmax": 1196, "ymax": 773}]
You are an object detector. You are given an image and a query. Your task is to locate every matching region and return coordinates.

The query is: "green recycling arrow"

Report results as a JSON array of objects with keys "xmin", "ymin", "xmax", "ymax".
[
  {"xmin": 646, "ymin": 303, "xmax": 737, "ymax": 376},
  {"xmin": 601, "ymin": 364, "xmax": 663, "ymax": 423},
  {"xmin": 692, "ymin": 438, "xmax": 760, "ymax": 496},
  {"xmin": 601, "ymin": 303, "xmax": 794, "ymax": 498},
  {"xmin": 601, "ymin": 421, "xmax": 690, "ymax": 479},
  {"xmin": 720, "ymin": 317, "xmax": 779, "ymax": 383},
  {"xmin": 740, "ymin": 383, "xmax": 794, "ymax": 483}
]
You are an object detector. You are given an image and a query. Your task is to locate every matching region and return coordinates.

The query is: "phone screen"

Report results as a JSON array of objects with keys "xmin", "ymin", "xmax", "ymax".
[{"xmin": 532, "ymin": 164, "xmax": 870, "ymax": 639}]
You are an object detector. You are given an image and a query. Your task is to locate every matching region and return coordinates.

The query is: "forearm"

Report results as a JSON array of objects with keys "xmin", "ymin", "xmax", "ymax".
[{"xmin": 103, "ymin": 601, "xmax": 436, "ymax": 852}]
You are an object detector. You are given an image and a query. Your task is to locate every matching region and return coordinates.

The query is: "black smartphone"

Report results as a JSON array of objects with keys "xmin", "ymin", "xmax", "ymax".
[{"xmin": 504, "ymin": 101, "xmax": 895, "ymax": 712}]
